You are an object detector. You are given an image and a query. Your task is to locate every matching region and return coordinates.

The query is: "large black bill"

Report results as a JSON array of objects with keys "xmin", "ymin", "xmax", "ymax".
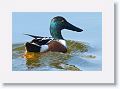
[{"xmin": 65, "ymin": 22, "xmax": 83, "ymax": 32}]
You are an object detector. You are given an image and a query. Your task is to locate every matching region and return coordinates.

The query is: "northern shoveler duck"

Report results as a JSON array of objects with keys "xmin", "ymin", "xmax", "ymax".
[{"xmin": 25, "ymin": 16, "xmax": 83, "ymax": 53}]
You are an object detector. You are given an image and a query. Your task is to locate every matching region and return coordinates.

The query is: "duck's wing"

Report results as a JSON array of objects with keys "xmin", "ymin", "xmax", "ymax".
[
  {"xmin": 24, "ymin": 34, "xmax": 44, "ymax": 39},
  {"xmin": 24, "ymin": 34, "xmax": 52, "ymax": 39},
  {"xmin": 24, "ymin": 34, "xmax": 53, "ymax": 45},
  {"xmin": 25, "ymin": 37, "xmax": 53, "ymax": 52},
  {"xmin": 24, "ymin": 34, "xmax": 54, "ymax": 52},
  {"xmin": 31, "ymin": 38, "xmax": 52, "ymax": 45}
]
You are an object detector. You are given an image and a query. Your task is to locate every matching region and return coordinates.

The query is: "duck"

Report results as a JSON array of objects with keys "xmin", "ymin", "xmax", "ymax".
[{"xmin": 25, "ymin": 16, "xmax": 83, "ymax": 53}]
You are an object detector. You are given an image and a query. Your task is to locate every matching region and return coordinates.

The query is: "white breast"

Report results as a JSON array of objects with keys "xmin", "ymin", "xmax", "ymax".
[{"xmin": 58, "ymin": 39, "xmax": 67, "ymax": 48}]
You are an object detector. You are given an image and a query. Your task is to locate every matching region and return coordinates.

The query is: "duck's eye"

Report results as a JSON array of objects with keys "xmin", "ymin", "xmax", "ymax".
[{"xmin": 61, "ymin": 20, "xmax": 64, "ymax": 22}]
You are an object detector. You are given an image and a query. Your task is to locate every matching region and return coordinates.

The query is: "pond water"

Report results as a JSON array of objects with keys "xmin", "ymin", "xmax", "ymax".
[{"xmin": 12, "ymin": 12, "xmax": 102, "ymax": 71}]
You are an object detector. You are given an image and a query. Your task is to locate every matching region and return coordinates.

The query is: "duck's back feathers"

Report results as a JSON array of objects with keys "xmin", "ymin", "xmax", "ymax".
[
  {"xmin": 25, "ymin": 38, "xmax": 52, "ymax": 52},
  {"xmin": 25, "ymin": 34, "xmax": 67, "ymax": 53},
  {"xmin": 24, "ymin": 34, "xmax": 52, "ymax": 39},
  {"xmin": 31, "ymin": 38, "xmax": 51, "ymax": 46},
  {"xmin": 25, "ymin": 34, "xmax": 53, "ymax": 45}
]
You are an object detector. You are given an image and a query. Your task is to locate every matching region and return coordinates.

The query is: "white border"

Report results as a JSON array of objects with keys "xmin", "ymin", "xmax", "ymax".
[{"xmin": 0, "ymin": 0, "xmax": 114, "ymax": 83}]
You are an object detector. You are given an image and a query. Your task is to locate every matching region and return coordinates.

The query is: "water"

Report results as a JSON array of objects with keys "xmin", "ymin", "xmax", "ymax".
[{"xmin": 12, "ymin": 12, "xmax": 102, "ymax": 71}]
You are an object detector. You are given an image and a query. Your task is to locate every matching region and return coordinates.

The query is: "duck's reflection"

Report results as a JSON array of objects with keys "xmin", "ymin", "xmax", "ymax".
[
  {"xmin": 23, "ymin": 51, "xmax": 80, "ymax": 71},
  {"xmin": 24, "ymin": 52, "xmax": 42, "ymax": 69}
]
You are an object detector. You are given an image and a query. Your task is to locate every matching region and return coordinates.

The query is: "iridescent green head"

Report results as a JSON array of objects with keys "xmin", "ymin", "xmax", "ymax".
[{"xmin": 50, "ymin": 16, "xmax": 83, "ymax": 39}]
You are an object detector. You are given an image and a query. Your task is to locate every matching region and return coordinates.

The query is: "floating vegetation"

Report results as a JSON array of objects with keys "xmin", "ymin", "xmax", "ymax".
[
  {"xmin": 81, "ymin": 54, "xmax": 96, "ymax": 59},
  {"xmin": 66, "ymin": 40, "xmax": 89, "ymax": 53},
  {"xmin": 13, "ymin": 40, "xmax": 89, "ymax": 54},
  {"xmin": 12, "ymin": 40, "xmax": 90, "ymax": 71}
]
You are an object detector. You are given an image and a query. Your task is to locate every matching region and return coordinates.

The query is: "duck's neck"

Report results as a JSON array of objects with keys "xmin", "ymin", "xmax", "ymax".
[{"xmin": 50, "ymin": 25, "xmax": 64, "ymax": 39}]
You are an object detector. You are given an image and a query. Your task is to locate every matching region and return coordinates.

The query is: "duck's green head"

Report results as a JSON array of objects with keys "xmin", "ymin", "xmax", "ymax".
[{"xmin": 50, "ymin": 16, "xmax": 83, "ymax": 39}]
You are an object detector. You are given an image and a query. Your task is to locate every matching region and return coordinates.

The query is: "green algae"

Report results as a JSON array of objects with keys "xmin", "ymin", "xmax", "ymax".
[
  {"xmin": 13, "ymin": 40, "xmax": 89, "ymax": 53},
  {"xmin": 66, "ymin": 40, "xmax": 88, "ymax": 53},
  {"xmin": 12, "ymin": 40, "xmax": 89, "ymax": 71},
  {"xmin": 81, "ymin": 55, "xmax": 96, "ymax": 59}
]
